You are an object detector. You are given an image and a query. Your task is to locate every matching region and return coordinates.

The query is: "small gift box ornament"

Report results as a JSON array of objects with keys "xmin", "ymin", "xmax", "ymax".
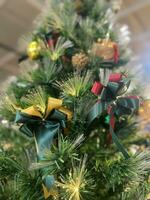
[{"xmin": 91, "ymin": 38, "xmax": 119, "ymax": 63}]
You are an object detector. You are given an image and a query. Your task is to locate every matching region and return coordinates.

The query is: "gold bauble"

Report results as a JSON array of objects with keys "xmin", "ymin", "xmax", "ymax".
[
  {"xmin": 72, "ymin": 52, "xmax": 89, "ymax": 70},
  {"xmin": 27, "ymin": 41, "xmax": 41, "ymax": 60},
  {"xmin": 91, "ymin": 39, "xmax": 116, "ymax": 61}
]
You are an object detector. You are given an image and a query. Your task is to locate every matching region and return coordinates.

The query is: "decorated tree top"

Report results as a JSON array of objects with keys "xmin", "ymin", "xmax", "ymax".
[{"xmin": 1, "ymin": 1, "xmax": 150, "ymax": 200}]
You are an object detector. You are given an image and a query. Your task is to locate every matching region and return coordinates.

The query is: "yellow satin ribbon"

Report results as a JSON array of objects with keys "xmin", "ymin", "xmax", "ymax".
[
  {"xmin": 22, "ymin": 97, "xmax": 72, "ymax": 121},
  {"xmin": 43, "ymin": 184, "xmax": 58, "ymax": 199}
]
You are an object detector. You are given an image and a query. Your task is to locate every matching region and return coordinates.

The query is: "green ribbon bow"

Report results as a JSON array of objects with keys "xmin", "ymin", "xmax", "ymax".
[
  {"xmin": 88, "ymin": 75, "xmax": 140, "ymax": 159},
  {"xmin": 15, "ymin": 97, "xmax": 72, "ymax": 198}
]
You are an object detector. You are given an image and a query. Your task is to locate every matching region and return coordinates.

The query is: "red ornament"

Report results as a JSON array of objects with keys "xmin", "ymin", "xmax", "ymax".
[
  {"xmin": 91, "ymin": 81, "xmax": 104, "ymax": 96},
  {"xmin": 109, "ymin": 73, "xmax": 122, "ymax": 82}
]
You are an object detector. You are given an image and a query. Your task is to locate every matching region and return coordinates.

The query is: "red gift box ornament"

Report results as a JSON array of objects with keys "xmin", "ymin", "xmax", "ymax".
[
  {"xmin": 91, "ymin": 39, "xmax": 119, "ymax": 64},
  {"xmin": 91, "ymin": 81, "xmax": 104, "ymax": 96},
  {"xmin": 109, "ymin": 73, "xmax": 122, "ymax": 82}
]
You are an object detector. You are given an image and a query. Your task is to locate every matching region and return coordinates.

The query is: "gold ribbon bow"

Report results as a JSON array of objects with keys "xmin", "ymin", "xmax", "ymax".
[{"xmin": 22, "ymin": 97, "xmax": 72, "ymax": 121}]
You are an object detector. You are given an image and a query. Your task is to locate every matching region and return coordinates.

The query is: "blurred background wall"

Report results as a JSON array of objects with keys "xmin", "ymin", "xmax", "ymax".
[{"xmin": 0, "ymin": 0, "xmax": 150, "ymax": 89}]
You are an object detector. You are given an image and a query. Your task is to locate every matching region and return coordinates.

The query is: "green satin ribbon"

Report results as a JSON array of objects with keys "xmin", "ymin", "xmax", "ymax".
[
  {"xmin": 87, "ymin": 97, "xmax": 140, "ymax": 123},
  {"xmin": 87, "ymin": 101, "xmax": 109, "ymax": 125},
  {"xmin": 101, "ymin": 79, "xmax": 131, "ymax": 101},
  {"xmin": 15, "ymin": 109, "xmax": 67, "ymax": 191}
]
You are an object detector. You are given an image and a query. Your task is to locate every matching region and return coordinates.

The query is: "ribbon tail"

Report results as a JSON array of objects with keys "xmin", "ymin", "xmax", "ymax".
[
  {"xmin": 109, "ymin": 107, "xmax": 130, "ymax": 159},
  {"xmin": 43, "ymin": 183, "xmax": 58, "ymax": 199},
  {"xmin": 110, "ymin": 126, "xmax": 130, "ymax": 159},
  {"xmin": 35, "ymin": 122, "xmax": 60, "ymax": 199},
  {"xmin": 107, "ymin": 114, "xmax": 115, "ymax": 144},
  {"xmin": 87, "ymin": 101, "xmax": 108, "ymax": 126},
  {"xmin": 43, "ymin": 176, "xmax": 56, "ymax": 199},
  {"xmin": 19, "ymin": 124, "xmax": 34, "ymax": 137}
]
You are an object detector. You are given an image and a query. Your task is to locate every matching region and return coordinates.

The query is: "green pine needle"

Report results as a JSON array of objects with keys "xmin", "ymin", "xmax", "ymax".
[
  {"xmin": 16, "ymin": 170, "xmax": 43, "ymax": 200},
  {"xmin": 21, "ymin": 87, "xmax": 47, "ymax": 115},
  {"xmin": 0, "ymin": 94, "xmax": 18, "ymax": 121},
  {"xmin": 57, "ymin": 156, "xmax": 95, "ymax": 200},
  {"xmin": 20, "ymin": 58, "xmax": 62, "ymax": 85},
  {"xmin": 55, "ymin": 72, "xmax": 92, "ymax": 100},
  {"xmin": 46, "ymin": 37, "xmax": 73, "ymax": 61},
  {"xmin": 108, "ymin": 151, "xmax": 150, "ymax": 194},
  {"xmin": 30, "ymin": 135, "xmax": 84, "ymax": 174},
  {"xmin": 46, "ymin": 0, "xmax": 77, "ymax": 38}
]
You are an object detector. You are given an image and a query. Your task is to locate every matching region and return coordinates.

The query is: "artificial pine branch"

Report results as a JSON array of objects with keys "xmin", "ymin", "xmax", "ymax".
[
  {"xmin": 55, "ymin": 71, "xmax": 92, "ymax": 103},
  {"xmin": 57, "ymin": 156, "xmax": 95, "ymax": 200},
  {"xmin": 21, "ymin": 87, "xmax": 47, "ymax": 115},
  {"xmin": 30, "ymin": 135, "xmax": 84, "ymax": 175},
  {"xmin": 107, "ymin": 151, "xmax": 150, "ymax": 196},
  {"xmin": 0, "ymin": 0, "xmax": 148, "ymax": 199}
]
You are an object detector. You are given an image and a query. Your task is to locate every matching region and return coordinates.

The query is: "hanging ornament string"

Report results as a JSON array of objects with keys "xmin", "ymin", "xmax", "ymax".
[
  {"xmin": 88, "ymin": 73, "xmax": 140, "ymax": 159},
  {"xmin": 15, "ymin": 97, "xmax": 72, "ymax": 199}
]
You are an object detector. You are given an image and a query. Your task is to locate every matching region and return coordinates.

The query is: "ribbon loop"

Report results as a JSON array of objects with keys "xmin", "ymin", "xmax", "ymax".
[
  {"xmin": 91, "ymin": 73, "xmax": 130, "ymax": 99},
  {"xmin": 101, "ymin": 82, "xmax": 121, "ymax": 101},
  {"xmin": 91, "ymin": 81, "xmax": 104, "ymax": 96},
  {"xmin": 115, "ymin": 97, "xmax": 140, "ymax": 116},
  {"xmin": 109, "ymin": 73, "xmax": 122, "ymax": 82}
]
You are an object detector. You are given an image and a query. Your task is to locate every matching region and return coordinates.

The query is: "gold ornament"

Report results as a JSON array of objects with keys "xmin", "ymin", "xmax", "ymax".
[
  {"xmin": 27, "ymin": 41, "xmax": 41, "ymax": 60},
  {"xmin": 91, "ymin": 38, "xmax": 117, "ymax": 61},
  {"xmin": 72, "ymin": 53, "xmax": 89, "ymax": 70}
]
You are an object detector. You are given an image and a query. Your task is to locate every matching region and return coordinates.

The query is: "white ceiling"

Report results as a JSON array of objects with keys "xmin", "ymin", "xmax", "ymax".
[{"xmin": 0, "ymin": 0, "xmax": 40, "ymax": 82}]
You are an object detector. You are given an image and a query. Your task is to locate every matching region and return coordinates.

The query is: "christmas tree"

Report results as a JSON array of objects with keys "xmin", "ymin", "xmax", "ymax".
[{"xmin": 0, "ymin": 0, "xmax": 150, "ymax": 199}]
